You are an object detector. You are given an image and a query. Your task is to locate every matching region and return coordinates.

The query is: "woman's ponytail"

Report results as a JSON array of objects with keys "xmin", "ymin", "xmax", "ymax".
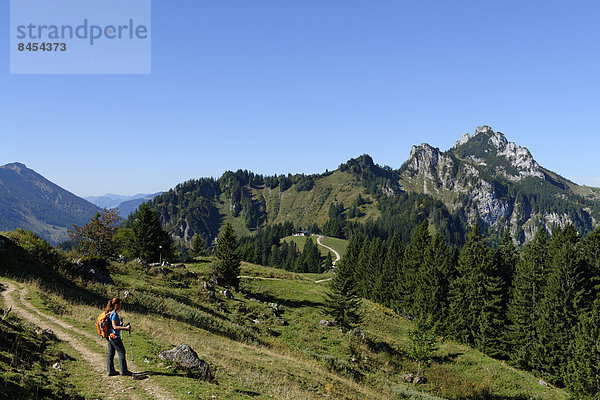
[{"xmin": 104, "ymin": 297, "xmax": 122, "ymax": 313}]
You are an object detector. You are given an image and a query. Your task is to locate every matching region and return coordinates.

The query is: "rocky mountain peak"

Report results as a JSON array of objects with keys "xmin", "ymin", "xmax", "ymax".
[
  {"xmin": 473, "ymin": 125, "xmax": 494, "ymax": 137},
  {"xmin": 450, "ymin": 126, "xmax": 544, "ymax": 181},
  {"xmin": 2, "ymin": 162, "xmax": 28, "ymax": 173}
]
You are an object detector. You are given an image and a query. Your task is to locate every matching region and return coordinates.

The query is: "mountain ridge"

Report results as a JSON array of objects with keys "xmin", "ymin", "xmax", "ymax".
[
  {"xmin": 3, "ymin": 126, "xmax": 599, "ymax": 245},
  {"xmin": 142, "ymin": 125, "xmax": 600, "ymax": 245},
  {"xmin": 0, "ymin": 162, "xmax": 100, "ymax": 243}
]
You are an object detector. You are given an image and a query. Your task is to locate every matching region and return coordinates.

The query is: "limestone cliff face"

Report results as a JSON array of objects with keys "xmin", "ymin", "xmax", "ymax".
[{"xmin": 399, "ymin": 126, "xmax": 595, "ymax": 242}]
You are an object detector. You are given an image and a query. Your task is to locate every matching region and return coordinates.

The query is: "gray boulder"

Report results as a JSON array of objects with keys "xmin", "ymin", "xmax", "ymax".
[
  {"xmin": 222, "ymin": 290, "xmax": 234, "ymax": 299},
  {"xmin": 351, "ymin": 328, "xmax": 366, "ymax": 342},
  {"xmin": 73, "ymin": 258, "xmax": 114, "ymax": 285},
  {"xmin": 158, "ymin": 344, "xmax": 213, "ymax": 381}
]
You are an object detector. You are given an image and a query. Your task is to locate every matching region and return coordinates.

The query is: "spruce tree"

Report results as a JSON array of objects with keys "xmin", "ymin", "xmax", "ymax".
[
  {"xmin": 507, "ymin": 227, "xmax": 547, "ymax": 370},
  {"xmin": 128, "ymin": 203, "xmax": 172, "ymax": 262},
  {"xmin": 583, "ymin": 227, "xmax": 600, "ymax": 299},
  {"xmin": 355, "ymin": 239, "xmax": 372, "ymax": 298},
  {"xmin": 400, "ymin": 222, "xmax": 430, "ymax": 317},
  {"xmin": 323, "ymin": 252, "xmax": 333, "ymax": 273},
  {"xmin": 495, "ymin": 231, "xmax": 519, "ymax": 354},
  {"xmin": 448, "ymin": 223, "xmax": 504, "ymax": 357},
  {"xmin": 191, "ymin": 234, "xmax": 205, "ymax": 257},
  {"xmin": 565, "ymin": 297, "xmax": 600, "ymax": 397},
  {"xmin": 324, "ymin": 257, "xmax": 363, "ymax": 330},
  {"xmin": 413, "ymin": 233, "xmax": 453, "ymax": 329},
  {"xmin": 533, "ymin": 225, "xmax": 589, "ymax": 384},
  {"xmin": 374, "ymin": 234, "xmax": 403, "ymax": 308},
  {"xmin": 214, "ymin": 223, "xmax": 241, "ymax": 290}
]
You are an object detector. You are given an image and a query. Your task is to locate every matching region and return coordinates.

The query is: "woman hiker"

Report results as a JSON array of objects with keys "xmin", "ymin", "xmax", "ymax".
[{"xmin": 105, "ymin": 297, "xmax": 132, "ymax": 376}]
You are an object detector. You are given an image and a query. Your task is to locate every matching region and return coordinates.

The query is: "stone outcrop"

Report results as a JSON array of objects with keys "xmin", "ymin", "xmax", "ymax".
[
  {"xmin": 72, "ymin": 258, "xmax": 114, "ymax": 285},
  {"xmin": 158, "ymin": 344, "xmax": 213, "ymax": 381}
]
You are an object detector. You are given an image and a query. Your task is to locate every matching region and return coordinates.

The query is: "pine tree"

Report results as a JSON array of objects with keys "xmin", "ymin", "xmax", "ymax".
[
  {"xmin": 448, "ymin": 223, "xmax": 504, "ymax": 356},
  {"xmin": 400, "ymin": 222, "xmax": 430, "ymax": 317},
  {"xmin": 357, "ymin": 238, "xmax": 385, "ymax": 300},
  {"xmin": 324, "ymin": 257, "xmax": 363, "ymax": 330},
  {"xmin": 374, "ymin": 234, "xmax": 403, "ymax": 308},
  {"xmin": 494, "ymin": 231, "xmax": 519, "ymax": 354},
  {"xmin": 533, "ymin": 225, "xmax": 589, "ymax": 384},
  {"xmin": 191, "ymin": 234, "xmax": 205, "ymax": 257},
  {"xmin": 323, "ymin": 252, "xmax": 333, "ymax": 273},
  {"xmin": 128, "ymin": 203, "xmax": 173, "ymax": 262},
  {"xmin": 214, "ymin": 223, "xmax": 241, "ymax": 290},
  {"xmin": 583, "ymin": 227, "xmax": 600, "ymax": 300},
  {"xmin": 408, "ymin": 317, "xmax": 439, "ymax": 378},
  {"xmin": 412, "ymin": 233, "xmax": 453, "ymax": 329},
  {"xmin": 565, "ymin": 297, "xmax": 600, "ymax": 397},
  {"xmin": 507, "ymin": 227, "xmax": 547, "ymax": 370}
]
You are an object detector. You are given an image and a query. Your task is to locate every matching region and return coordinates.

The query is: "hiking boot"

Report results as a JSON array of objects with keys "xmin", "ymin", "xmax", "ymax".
[
  {"xmin": 107, "ymin": 370, "xmax": 119, "ymax": 376},
  {"xmin": 121, "ymin": 370, "xmax": 133, "ymax": 376}
]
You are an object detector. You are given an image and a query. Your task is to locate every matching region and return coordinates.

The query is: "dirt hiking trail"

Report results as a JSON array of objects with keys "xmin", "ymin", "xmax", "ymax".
[{"xmin": 0, "ymin": 281, "xmax": 174, "ymax": 400}]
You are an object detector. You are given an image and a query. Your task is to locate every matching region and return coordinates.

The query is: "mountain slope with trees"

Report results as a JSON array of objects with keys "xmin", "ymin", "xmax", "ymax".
[{"xmin": 0, "ymin": 163, "xmax": 100, "ymax": 244}]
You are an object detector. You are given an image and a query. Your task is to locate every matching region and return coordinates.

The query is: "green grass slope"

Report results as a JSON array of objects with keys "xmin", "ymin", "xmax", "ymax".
[
  {"xmin": 0, "ymin": 286, "xmax": 84, "ymax": 400},
  {"xmin": 0, "ymin": 231, "xmax": 569, "ymax": 400},
  {"xmin": 282, "ymin": 235, "xmax": 348, "ymax": 259},
  {"xmin": 256, "ymin": 170, "xmax": 381, "ymax": 228}
]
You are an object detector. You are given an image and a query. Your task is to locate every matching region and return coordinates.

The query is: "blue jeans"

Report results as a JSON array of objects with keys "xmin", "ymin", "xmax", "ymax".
[{"xmin": 107, "ymin": 336, "xmax": 128, "ymax": 373}]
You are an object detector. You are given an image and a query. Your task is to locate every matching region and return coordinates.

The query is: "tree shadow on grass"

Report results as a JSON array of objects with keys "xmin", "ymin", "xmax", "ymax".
[
  {"xmin": 366, "ymin": 338, "xmax": 405, "ymax": 359},
  {"xmin": 432, "ymin": 351, "xmax": 462, "ymax": 364},
  {"xmin": 242, "ymin": 290, "xmax": 323, "ymax": 310},
  {"xmin": 234, "ymin": 389, "xmax": 260, "ymax": 397},
  {"xmin": 460, "ymin": 390, "xmax": 530, "ymax": 400}
]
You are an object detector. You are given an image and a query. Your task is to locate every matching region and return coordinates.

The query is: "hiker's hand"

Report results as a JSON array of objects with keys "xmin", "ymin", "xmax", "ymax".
[{"xmin": 126, "ymin": 323, "xmax": 131, "ymax": 332}]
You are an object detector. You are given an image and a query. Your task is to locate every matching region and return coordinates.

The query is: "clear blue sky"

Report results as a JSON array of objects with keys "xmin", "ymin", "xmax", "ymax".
[{"xmin": 2, "ymin": 1, "xmax": 599, "ymax": 197}]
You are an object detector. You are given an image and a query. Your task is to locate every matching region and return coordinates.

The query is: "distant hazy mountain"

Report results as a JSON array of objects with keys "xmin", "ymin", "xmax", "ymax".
[
  {"xmin": 86, "ymin": 193, "xmax": 153, "ymax": 209},
  {"xmin": 0, "ymin": 163, "xmax": 100, "ymax": 243},
  {"xmin": 115, "ymin": 193, "xmax": 162, "ymax": 218}
]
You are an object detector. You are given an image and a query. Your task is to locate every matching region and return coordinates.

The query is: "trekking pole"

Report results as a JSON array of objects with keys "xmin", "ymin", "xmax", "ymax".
[{"xmin": 127, "ymin": 324, "xmax": 148, "ymax": 380}]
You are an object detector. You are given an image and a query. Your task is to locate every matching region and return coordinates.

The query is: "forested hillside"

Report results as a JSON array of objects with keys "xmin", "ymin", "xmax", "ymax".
[
  {"xmin": 337, "ymin": 220, "xmax": 600, "ymax": 396},
  {"xmin": 133, "ymin": 127, "xmax": 600, "ymax": 252},
  {"xmin": 0, "ymin": 163, "xmax": 99, "ymax": 244},
  {"xmin": 138, "ymin": 155, "xmax": 465, "ymax": 250}
]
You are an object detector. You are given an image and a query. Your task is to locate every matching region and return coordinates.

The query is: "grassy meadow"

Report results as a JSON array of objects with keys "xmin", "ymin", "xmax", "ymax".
[{"xmin": 0, "ymin": 245, "xmax": 569, "ymax": 399}]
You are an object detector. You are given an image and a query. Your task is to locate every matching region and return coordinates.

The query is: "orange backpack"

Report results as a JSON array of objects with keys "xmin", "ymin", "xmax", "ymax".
[{"xmin": 96, "ymin": 311, "xmax": 111, "ymax": 339}]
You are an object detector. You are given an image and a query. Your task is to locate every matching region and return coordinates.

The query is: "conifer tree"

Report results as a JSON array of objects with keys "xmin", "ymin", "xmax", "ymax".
[
  {"xmin": 565, "ymin": 297, "xmax": 600, "ymax": 397},
  {"xmin": 214, "ymin": 223, "xmax": 241, "ymax": 290},
  {"xmin": 408, "ymin": 316, "xmax": 439, "ymax": 379},
  {"xmin": 507, "ymin": 227, "xmax": 547, "ymax": 370},
  {"xmin": 495, "ymin": 230, "xmax": 519, "ymax": 354},
  {"xmin": 324, "ymin": 257, "xmax": 363, "ymax": 330},
  {"xmin": 128, "ymin": 203, "xmax": 173, "ymax": 262},
  {"xmin": 374, "ymin": 234, "xmax": 403, "ymax": 308},
  {"xmin": 533, "ymin": 225, "xmax": 589, "ymax": 384},
  {"xmin": 356, "ymin": 238, "xmax": 385, "ymax": 300},
  {"xmin": 449, "ymin": 223, "xmax": 504, "ymax": 357},
  {"xmin": 190, "ymin": 234, "xmax": 206, "ymax": 257},
  {"xmin": 413, "ymin": 233, "xmax": 453, "ymax": 329},
  {"xmin": 400, "ymin": 222, "xmax": 430, "ymax": 316},
  {"xmin": 355, "ymin": 239, "xmax": 372, "ymax": 298},
  {"xmin": 323, "ymin": 252, "xmax": 333, "ymax": 273},
  {"xmin": 583, "ymin": 227, "xmax": 600, "ymax": 299}
]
